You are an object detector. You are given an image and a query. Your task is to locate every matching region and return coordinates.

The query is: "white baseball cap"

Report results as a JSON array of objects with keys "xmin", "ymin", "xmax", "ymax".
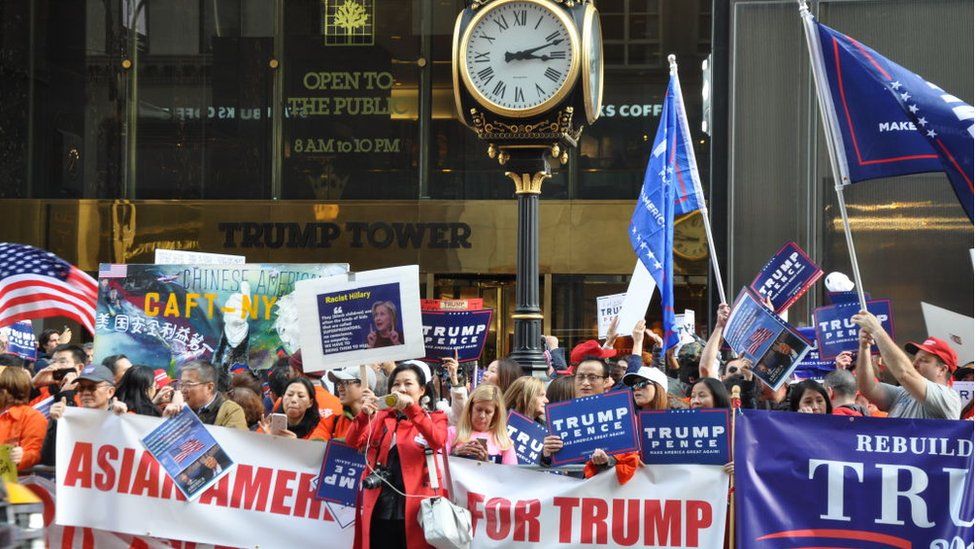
[
  {"xmin": 622, "ymin": 367, "xmax": 669, "ymax": 390},
  {"xmin": 328, "ymin": 366, "xmax": 377, "ymax": 389}
]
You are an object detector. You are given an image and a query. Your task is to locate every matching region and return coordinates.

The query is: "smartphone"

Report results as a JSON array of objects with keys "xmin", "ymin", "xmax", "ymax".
[
  {"xmin": 473, "ymin": 438, "xmax": 488, "ymax": 451},
  {"xmin": 270, "ymin": 413, "xmax": 287, "ymax": 433}
]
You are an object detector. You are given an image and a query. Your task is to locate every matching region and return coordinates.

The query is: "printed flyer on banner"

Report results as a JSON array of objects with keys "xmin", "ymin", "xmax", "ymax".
[
  {"xmin": 451, "ymin": 457, "xmax": 729, "ymax": 549},
  {"xmin": 295, "ymin": 265, "xmax": 424, "ymax": 371},
  {"xmin": 94, "ymin": 263, "xmax": 348, "ymax": 374},
  {"xmin": 723, "ymin": 288, "xmax": 812, "ymax": 390},
  {"xmin": 421, "ymin": 309, "xmax": 492, "ymax": 362},
  {"xmin": 506, "ymin": 411, "xmax": 547, "ymax": 465},
  {"xmin": 639, "ymin": 409, "xmax": 729, "ymax": 465},
  {"xmin": 596, "ymin": 292, "xmax": 626, "ymax": 339},
  {"xmin": 2, "ymin": 320, "xmax": 37, "ymax": 360},
  {"xmin": 749, "ymin": 241, "xmax": 823, "ymax": 313},
  {"xmin": 315, "ymin": 442, "xmax": 366, "ymax": 508},
  {"xmin": 736, "ymin": 410, "xmax": 974, "ymax": 549},
  {"xmin": 140, "ymin": 406, "xmax": 234, "ymax": 500},
  {"xmin": 56, "ymin": 408, "xmax": 353, "ymax": 548},
  {"xmin": 154, "ymin": 249, "xmax": 246, "ymax": 265},
  {"xmin": 813, "ymin": 299, "xmax": 894, "ymax": 359},
  {"xmin": 545, "ymin": 390, "xmax": 639, "ymax": 466}
]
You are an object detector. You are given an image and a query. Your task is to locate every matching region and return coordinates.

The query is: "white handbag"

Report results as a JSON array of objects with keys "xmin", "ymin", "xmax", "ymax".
[{"xmin": 419, "ymin": 448, "xmax": 473, "ymax": 549}]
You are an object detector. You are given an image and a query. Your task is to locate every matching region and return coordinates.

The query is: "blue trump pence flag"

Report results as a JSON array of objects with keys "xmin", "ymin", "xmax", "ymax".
[
  {"xmin": 631, "ymin": 71, "xmax": 703, "ymax": 351},
  {"xmin": 805, "ymin": 13, "xmax": 974, "ymax": 220}
]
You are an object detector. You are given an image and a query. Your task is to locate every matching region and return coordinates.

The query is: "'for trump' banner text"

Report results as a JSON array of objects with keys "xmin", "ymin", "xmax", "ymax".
[
  {"xmin": 451, "ymin": 457, "xmax": 728, "ymax": 548},
  {"xmin": 736, "ymin": 409, "xmax": 974, "ymax": 548}
]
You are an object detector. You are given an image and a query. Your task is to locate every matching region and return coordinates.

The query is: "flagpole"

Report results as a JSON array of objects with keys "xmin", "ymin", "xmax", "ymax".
[
  {"xmin": 668, "ymin": 54, "xmax": 728, "ymax": 305},
  {"xmin": 797, "ymin": 0, "xmax": 868, "ymax": 312}
]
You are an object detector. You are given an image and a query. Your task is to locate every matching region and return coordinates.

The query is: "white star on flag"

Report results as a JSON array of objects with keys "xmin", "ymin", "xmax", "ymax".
[
  {"xmin": 917, "ymin": 117, "xmax": 927, "ymax": 126},
  {"xmin": 926, "ymin": 129, "xmax": 937, "ymax": 138},
  {"xmin": 891, "ymin": 81, "xmax": 902, "ymax": 90},
  {"xmin": 908, "ymin": 104, "xmax": 919, "ymax": 113},
  {"xmin": 900, "ymin": 92, "xmax": 911, "ymax": 101}
]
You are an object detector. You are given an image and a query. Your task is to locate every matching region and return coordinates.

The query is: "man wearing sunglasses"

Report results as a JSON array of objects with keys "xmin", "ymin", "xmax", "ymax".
[{"xmin": 40, "ymin": 363, "xmax": 121, "ymax": 466}]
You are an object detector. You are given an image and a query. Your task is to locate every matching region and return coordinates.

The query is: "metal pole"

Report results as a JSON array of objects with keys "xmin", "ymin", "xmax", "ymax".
[
  {"xmin": 124, "ymin": 0, "xmax": 144, "ymax": 199},
  {"xmin": 698, "ymin": 206, "xmax": 727, "ymax": 304},
  {"xmin": 270, "ymin": 0, "xmax": 284, "ymax": 200},
  {"xmin": 505, "ymin": 153, "xmax": 551, "ymax": 377},
  {"xmin": 798, "ymin": 0, "xmax": 868, "ymax": 311}
]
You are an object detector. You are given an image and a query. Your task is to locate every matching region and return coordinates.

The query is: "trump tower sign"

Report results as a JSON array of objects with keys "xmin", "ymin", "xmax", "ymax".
[{"xmin": 736, "ymin": 410, "xmax": 974, "ymax": 548}]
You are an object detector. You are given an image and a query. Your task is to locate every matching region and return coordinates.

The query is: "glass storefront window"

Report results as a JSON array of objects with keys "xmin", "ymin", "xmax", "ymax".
[{"xmin": 281, "ymin": 0, "xmax": 420, "ymax": 199}]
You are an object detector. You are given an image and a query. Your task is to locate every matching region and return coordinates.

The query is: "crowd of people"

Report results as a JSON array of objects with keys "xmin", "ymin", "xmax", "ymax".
[{"xmin": 0, "ymin": 303, "xmax": 969, "ymax": 549}]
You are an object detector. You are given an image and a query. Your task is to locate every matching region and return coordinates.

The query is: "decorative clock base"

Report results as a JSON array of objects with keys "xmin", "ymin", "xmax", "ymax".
[{"xmin": 504, "ymin": 151, "xmax": 553, "ymax": 377}]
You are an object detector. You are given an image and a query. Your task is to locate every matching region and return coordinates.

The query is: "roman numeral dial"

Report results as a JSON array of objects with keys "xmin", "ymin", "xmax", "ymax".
[{"xmin": 460, "ymin": 0, "xmax": 579, "ymax": 116}]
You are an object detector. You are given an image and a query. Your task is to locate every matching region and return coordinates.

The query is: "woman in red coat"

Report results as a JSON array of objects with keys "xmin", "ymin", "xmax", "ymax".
[{"xmin": 345, "ymin": 361, "xmax": 448, "ymax": 549}]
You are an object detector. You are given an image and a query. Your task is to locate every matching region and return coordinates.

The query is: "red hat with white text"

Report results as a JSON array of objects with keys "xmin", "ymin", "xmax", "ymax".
[{"xmin": 904, "ymin": 337, "xmax": 958, "ymax": 372}]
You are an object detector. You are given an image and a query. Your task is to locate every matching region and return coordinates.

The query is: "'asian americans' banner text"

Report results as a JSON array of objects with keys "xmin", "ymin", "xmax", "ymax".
[{"xmin": 736, "ymin": 409, "xmax": 974, "ymax": 549}]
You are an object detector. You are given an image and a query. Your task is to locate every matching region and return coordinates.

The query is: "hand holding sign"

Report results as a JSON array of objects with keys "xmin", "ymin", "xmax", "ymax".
[{"xmin": 851, "ymin": 309, "xmax": 886, "ymax": 338}]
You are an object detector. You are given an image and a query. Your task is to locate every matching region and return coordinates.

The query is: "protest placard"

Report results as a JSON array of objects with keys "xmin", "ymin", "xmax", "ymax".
[
  {"xmin": 140, "ymin": 406, "xmax": 234, "ymax": 500},
  {"xmin": 723, "ymin": 288, "xmax": 812, "ymax": 390},
  {"xmin": 422, "ymin": 309, "xmax": 492, "ymax": 362},
  {"xmin": 813, "ymin": 299, "xmax": 894, "ymax": 360},
  {"xmin": 749, "ymin": 242, "xmax": 823, "ymax": 313},
  {"xmin": 3, "ymin": 320, "xmax": 37, "ymax": 360},
  {"xmin": 596, "ymin": 293, "xmax": 626, "ymax": 338},
  {"xmin": 792, "ymin": 327, "xmax": 837, "ymax": 380},
  {"xmin": 154, "ymin": 249, "xmax": 246, "ymax": 265},
  {"xmin": 736, "ymin": 410, "xmax": 973, "ymax": 548},
  {"xmin": 953, "ymin": 381, "xmax": 974, "ymax": 407},
  {"xmin": 921, "ymin": 301, "xmax": 974, "ymax": 364},
  {"xmin": 505, "ymin": 411, "xmax": 547, "ymax": 465},
  {"xmin": 545, "ymin": 390, "xmax": 639, "ymax": 466},
  {"xmin": 315, "ymin": 442, "xmax": 366, "ymax": 507},
  {"xmin": 94, "ymin": 263, "xmax": 348, "ymax": 374},
  {"xmin": 638, "ymin": 409, "xmax": 729, "ymax": 465},
  {"xmin": 675, "ymin": 309, "xmax": 696, "ymax": 346},
  {"xmin": 295, "ymin": 265, "xmax": 423, "ymax": 371},
  {"xmin": 56, "ymin": 408, "xmax": 352, "ymax": 548}
]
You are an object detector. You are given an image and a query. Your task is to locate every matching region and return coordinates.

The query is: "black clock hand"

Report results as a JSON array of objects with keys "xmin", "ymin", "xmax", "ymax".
[{"xmin": 504, "ymin": 39, "xmax": 564, "ymax": 62}]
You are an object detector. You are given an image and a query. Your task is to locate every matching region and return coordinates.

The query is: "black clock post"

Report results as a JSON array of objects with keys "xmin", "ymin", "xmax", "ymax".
[{"xmin": 503, "ymin": 150, "xmax": 553, "ymax": 375}]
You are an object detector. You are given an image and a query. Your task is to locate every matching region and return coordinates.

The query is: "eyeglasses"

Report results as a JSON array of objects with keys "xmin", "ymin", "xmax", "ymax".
[
  {"xmin": 574, "ymin": 374, "xmax": 606, "ymax": 384},
  {"xmin": 632, "ymin": 380, "xmax": 651, "ymax": 389},
  {"xmin": 177, "ymin": 380, "xmax": 207, "ymax": 390},
  {"xmin": 336, "ymin": 380, "xmax": 362, "ymax": 387},
  {"xmin": 76, "ymin": 383, "xmax": 108, "ymax": 394}
]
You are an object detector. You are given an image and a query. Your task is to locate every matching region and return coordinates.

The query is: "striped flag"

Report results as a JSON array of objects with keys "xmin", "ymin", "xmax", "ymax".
[
  {"xmin": 171, "ymin": 439, "xmax": 206, "ymax": 464},
  {"xmin": 0, "ymin": 243, "xmax": 97, "ymax": 334},
  {"xmin": 745, "ymin": 327, "xmax": 774, "ymax": 356}
]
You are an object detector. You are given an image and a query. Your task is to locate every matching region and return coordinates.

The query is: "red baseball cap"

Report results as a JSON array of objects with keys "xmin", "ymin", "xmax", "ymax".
[
  {"xmin": 904, "ymin": 337, "xmax": 958, "ymax": 372},
  {"xmin": 570, "ymin": 340, "xmax": 616, "ymax": 365},
  {"xmin": 153, "ymin": 369, "xmax": 174, "ymax": 390}
]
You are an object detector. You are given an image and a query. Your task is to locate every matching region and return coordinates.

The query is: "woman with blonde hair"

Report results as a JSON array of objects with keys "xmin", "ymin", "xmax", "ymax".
[
  {"xmin": 503, "ymin": 376, "xmax": 548, "ymax": 423},
  {"xmin": 447, "ymin": 384, "xmax": 516, "ymax": 464}
]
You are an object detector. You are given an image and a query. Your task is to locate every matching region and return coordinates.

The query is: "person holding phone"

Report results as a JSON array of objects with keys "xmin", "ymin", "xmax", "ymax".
[
  {"xmin": 256, "ymin": 377, "xmax": 330, "ymax": 440},
  {"xmin": 447, "ymin": 384, "xmax": 516, "ymax": 465}
]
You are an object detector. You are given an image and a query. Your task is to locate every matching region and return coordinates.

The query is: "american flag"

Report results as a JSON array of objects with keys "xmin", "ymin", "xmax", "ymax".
[
  {"xmin": 746, "ymin": 327, "xmax": 774, "ymax": 356},
  {"xmin": 170, "ymin": 439, "xmax": 206, "ymax": 464},
  {"xmin": 0, "ymin": 243, "xmax": 98, "ymax": 334}
]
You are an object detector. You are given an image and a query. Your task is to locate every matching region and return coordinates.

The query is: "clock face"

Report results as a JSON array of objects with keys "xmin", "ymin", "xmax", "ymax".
[
  {"xmin": 461, "ymin": 0, "xmax": 579, "ymax": 117},
  {"xmin": 674, "ymin": 213, "xmax": 708, "ymax": 261},
  {"xmin": 582, "ymin": 4, "xmax": 603, "ymax": 123}
]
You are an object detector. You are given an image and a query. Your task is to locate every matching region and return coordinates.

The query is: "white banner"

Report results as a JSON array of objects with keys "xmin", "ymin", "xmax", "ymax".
[
  {"xmin": 616, "ymin": 261, "xmax": 657, "ymax": 335},
  {"xmin": 153, "ymin": 248, "xmax": 246, "ymax": 264},
  {"xmin": 450, "ymin": 457, "xmax": 729, "ymax": 548},
  {"xmin": 56, "ymin": 409, "xmax": 355, "ymax": 548}
]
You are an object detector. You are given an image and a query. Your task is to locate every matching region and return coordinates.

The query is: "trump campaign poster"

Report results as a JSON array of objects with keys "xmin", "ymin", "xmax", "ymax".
[
  {"xmin": 736, "ymin": 410, "xmax": 974, "ymax": 549},
  {"xmin": 421, "ymin": 308, "xmax": 492, "ymax": 362},
  {"xmin": 749, "ymin": 242, "xmax": 823, "ymax": 313},
  {"xmin": 295, "ymin": 265, "xmax": 424, "ymax": 371},
  {"xmin": 723, "ymin": 288, "xmax": 812, "ymax": 389},
  {"xmin": 94, "ymin": 263, "xmax": 348, "ymax": 374},
  {"xmin": 545, "ymin": 390, "xmax": 639, "ymax": 466},
  {"xmin": 813, "ymin": 299, "xmax": 895, "ymax": 359}
]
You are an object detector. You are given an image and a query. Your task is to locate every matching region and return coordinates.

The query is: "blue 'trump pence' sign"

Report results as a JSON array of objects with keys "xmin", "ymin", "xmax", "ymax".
[
  {"xmin": 639, "ymin": 409, "xmax": 729, "ymax": 465},
  {"xmin": 545, "ymin": 390, "xmax": 639, "ymax": 466},
  {"xmin": 813, "ymin": 299, "xmax": 894, "ymax": 360},
  {"xmin": 505, "ymin": 411, "xmax": 547, "ymax": 465},
  {"xmin": 749, "ymin": 242, "xmax": 823, "ymax": 313},
  {"xmin": 315, "ymin": 442, "xmax": 366, "ymax": 507}
]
